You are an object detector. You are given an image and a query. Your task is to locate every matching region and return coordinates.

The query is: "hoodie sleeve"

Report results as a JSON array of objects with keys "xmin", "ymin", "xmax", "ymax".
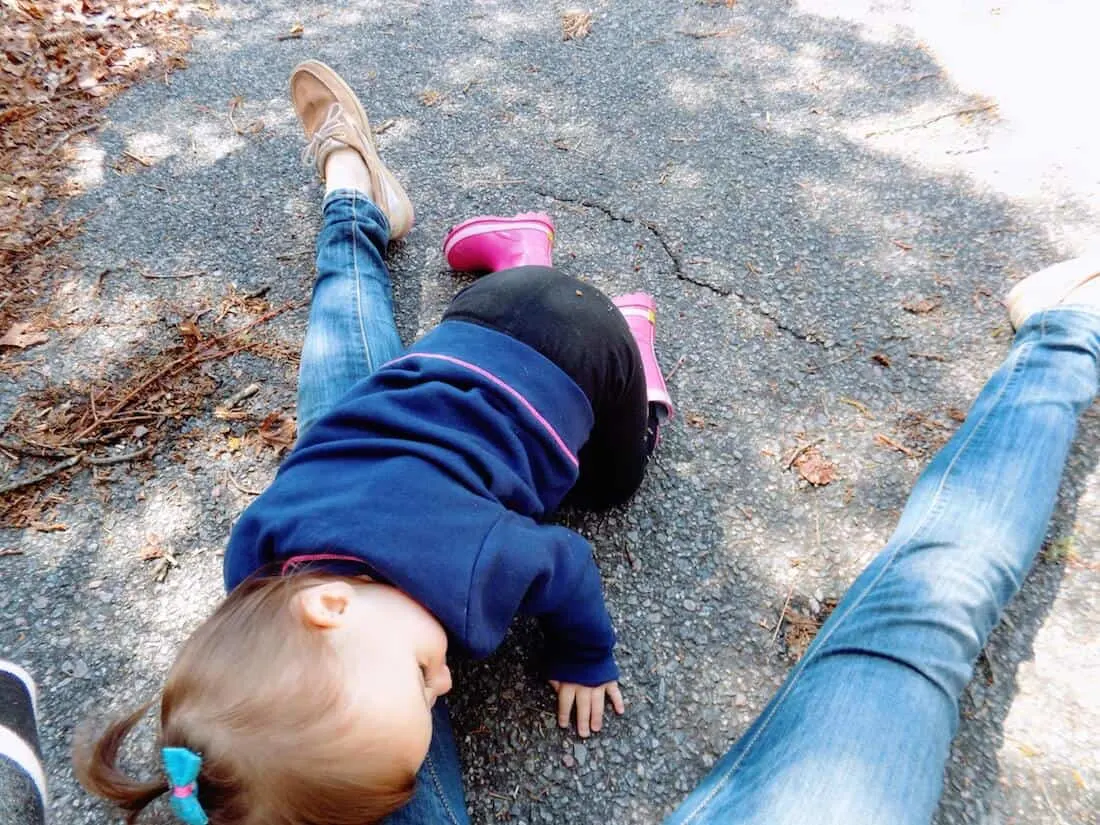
[{"xmin": 467, "ymin": 511, "xmax": 619, "ymax": 686}]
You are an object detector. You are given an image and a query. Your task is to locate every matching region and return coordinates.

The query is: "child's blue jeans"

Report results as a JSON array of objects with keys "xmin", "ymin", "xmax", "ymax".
[{"xmin": 302, "ymin": 192, "xmax": 1100, "ymax": 825}]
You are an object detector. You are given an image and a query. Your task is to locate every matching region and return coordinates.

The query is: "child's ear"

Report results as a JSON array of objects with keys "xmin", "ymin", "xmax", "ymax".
[{"xmin": 296, "ymin": 581, "xmax": 355, "ymax": 629}]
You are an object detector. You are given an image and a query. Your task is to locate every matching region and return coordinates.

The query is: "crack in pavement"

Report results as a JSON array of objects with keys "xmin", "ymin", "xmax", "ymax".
[
  {"xmin": 534, "ymin": 187, "xmax": 828, "ymax": 349},
  {"xmin": 533, "ymin": 187, "xmax": 729, "ymax": 297},
  {"xmin": 729, "ymin": 292, "xmax": 828, "ymax": 349}
]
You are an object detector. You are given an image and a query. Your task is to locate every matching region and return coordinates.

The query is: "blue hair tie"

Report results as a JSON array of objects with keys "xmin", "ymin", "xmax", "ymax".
[{"xmin": 162, "ymin": 747, "xmax": 209, "ymax": 825}]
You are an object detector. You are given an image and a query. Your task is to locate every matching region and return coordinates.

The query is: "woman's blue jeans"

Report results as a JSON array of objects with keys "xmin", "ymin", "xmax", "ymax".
[{"xmin": 302, "ymin": 191, "xmax": 1100, "ymax": 825}]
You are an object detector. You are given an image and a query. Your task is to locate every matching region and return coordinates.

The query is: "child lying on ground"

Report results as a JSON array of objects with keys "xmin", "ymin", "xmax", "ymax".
[{"xmin": 75, "ymin": 60, "xmax": 673, "ymax": 825}]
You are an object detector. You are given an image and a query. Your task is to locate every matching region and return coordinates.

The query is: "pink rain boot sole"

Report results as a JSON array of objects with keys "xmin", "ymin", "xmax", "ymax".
[
  {"xmin": 612, "ymin": 292, "xmax": 674, "ymax": 425},
  {"xmin": 443, "ymin": 213, "xmax": 555, "ymax": 273}
]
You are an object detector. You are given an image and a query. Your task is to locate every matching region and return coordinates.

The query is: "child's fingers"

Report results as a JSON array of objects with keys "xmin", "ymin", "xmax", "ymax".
[
  {"xmin": 557, "ymin": 684, "xmax": 577, "ymax": 729},
  {"xmin": 549, "ymin": 680, "xmax": 561, "ymax": 691},
  {"xmin": 608, "ymin": 682, "xmax": 625, "ymax": 714},
  {"xmin": 590, "ymin": 688, "xmax": 605, "ymax": 733},
  {"xmin": 575, "ymin": 689, "xmax": 592, "ymax": 738}
]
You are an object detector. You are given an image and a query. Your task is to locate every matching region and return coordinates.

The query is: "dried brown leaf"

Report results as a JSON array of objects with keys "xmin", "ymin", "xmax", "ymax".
[
  {"xmin": 178, "ymin": 319, "xmax": 202, "ymax": 348},
  {"xmin": 258, "ymin": 411, "xmax": 296, "ymax": 454},
  {"xmin": 793, "ymin": 447, "xmax": 836, "ymax": 486},
  {"xmin": 0, "ymin": 322, "xmax": 48, "ymax": 349},
  {"xmin": 140, "ymin": 547, "xmax": 164, "ymax": 561},
  {"xmin": 902, "ymin": 296, "xmax": 942, "ymax": 315}
]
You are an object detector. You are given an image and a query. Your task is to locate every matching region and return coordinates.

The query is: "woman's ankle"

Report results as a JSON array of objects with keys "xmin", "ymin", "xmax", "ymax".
[{"xmin": 324, "ymin": 148, "xmax": 374, "ymax": 199}]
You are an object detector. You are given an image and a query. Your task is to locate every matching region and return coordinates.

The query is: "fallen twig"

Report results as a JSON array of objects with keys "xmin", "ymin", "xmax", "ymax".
[
  {"xmin": 665, "ymin": 355, "xmax": 687, "ymax": 382},
  {"xmin": 0, "ymin": 548, "xmax": 24, "ymax": 557},
  {"xmin": 874, "ymin": 433, "xmax": 918, "ymax": 458},
  {"xmin": 227, "ymin": 472, "xmax": 263, "ymax": 496},
  {"xmin": 0, "ymin": 454, "xmax": 83, "ymax": 495},
  {"xmin": 227, "ymin": 101, "xmax": 243, "ymax": 135},
  {"xmin": 465, "ymin": 178, "xmax": 526, "ymax": 187},
  {"xmin": 839, "ymin": 397, "xmax": 874, "ymax": 419},
  {"xmin": 86, "ymin": 446, "xmax": 154, "ymax": 466},
  {"xmin": 73, "ymin": 428, "xmax": 130, "ymax": 447},
  {"xmin": 221, "ymin": 383, "xmax": 261, "ymax": 410},
  {"xmin": 0, "ymin": 440, "xmax": 76, "ymax": 459},
  {"xmin": 121, "ymin": 150, "xmax": 153, "ymax": 167},
  {"xmin": 47, "ymin": 122, "xmax": 99, "ymax": 154},
  {"xmin": 140, "ymin": 269, "xmax": 200, "ymax": 279},
  {"xmin": 678, "ymin": 27, "xmax": 739, "ymax": 39},
  {"xmin": 373, "ymin": 118, "xmax": 397, "ymax": 136},
  {"xmin": 771, "ymin": 583, "xmax": 795, "ymax": 645},
  {"xmin": 68, "ymin": 301, "xmax": 299, "ymax": 443},
  {"xmin": 866, "ymin": 103, "xmax": 998, "ymax": 137}
]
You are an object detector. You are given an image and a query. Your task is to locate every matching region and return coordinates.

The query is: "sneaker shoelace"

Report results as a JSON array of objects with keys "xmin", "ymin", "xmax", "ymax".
[
  {"xmin": 301, "ymin": 102, "xmax": 387, "ymax": 208},
  {"xmin": 302, "ymin": 102, "xmax": 351, "ymax": 168}
]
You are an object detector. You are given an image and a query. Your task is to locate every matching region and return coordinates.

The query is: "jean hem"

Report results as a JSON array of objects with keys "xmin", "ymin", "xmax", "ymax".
[{"xmin": 322, "ymin": 188, "xmax": 391, "ymax": 236}]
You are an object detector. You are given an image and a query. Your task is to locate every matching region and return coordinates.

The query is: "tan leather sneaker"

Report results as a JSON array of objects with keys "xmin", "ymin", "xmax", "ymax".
[
  {"xmin": 1006, "ymin": 248, "xmax": 1100, "ymax": 329},
  {"xmin": 290, "ymin": 60, "xmax": 414, "ymax": 239}
]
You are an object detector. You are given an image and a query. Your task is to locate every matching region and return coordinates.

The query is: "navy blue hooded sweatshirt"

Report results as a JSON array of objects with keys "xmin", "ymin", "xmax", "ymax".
[{"xmin": 224, "ymin": 320, "xmax": 619, "ymax": 686}]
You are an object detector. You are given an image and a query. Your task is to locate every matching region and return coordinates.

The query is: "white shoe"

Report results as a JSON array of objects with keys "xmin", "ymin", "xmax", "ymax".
[
  {"xmin": 0, "ymin": 660, "xmax": 47, "ymax": 809},
  {"xmin": 1006, "ymin": 249, "xmax": 1100, "ymax": 329}
]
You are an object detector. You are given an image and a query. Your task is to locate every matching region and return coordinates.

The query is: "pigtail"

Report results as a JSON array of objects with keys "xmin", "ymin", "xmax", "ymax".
[{"xmin": 72, "ymin": 700, "xmax": 168, "ymax": 823}]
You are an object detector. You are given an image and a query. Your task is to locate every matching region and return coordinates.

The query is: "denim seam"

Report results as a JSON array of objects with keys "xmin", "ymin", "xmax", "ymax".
[
  {"xmin": 675, "ymin": 330, "xmax": 1040, "ymax": 824},
  {"xmin": 423, "ymin": 750, "xmax": 463, "ymax": 825},
  {"xmin": 350, "ymin": 189, "xmax": 375, "ymax": 374},
  {"xmin": 324, "ymin": 188, "xmax": 392, "ymax": 235}
]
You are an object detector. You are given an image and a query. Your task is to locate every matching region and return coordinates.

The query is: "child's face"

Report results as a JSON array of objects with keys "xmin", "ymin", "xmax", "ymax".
[{"xmin": 295, "ymin": 579, "xmax": 452, "ymax": 773}]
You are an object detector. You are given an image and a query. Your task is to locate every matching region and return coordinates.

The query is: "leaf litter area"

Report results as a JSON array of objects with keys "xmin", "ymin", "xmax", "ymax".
[
  {"xmin": 0, "ymin": 283, "xmax": 303, "ymax": 527},
  {"xmin": 1, "ymin": 0, "xmax": 204, "ymax": 326},
  {"xmin": 0, "ymin": 1, "xmax": 301, "ymax": 536}
]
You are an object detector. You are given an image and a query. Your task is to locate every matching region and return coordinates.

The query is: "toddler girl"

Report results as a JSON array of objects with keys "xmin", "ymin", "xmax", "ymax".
[{"xmin": 75, "ymin": 60, "xmax": 672, "ymax": 825}]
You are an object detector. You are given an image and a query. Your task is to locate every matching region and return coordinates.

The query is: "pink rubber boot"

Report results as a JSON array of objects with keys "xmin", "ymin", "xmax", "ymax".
[
  {"xmin": 443, "ymin": 213, "xmax": 555, "ymax": 272},
  {"xmin": 613, "ymin": 292, "xmax": 674, "ymax": 445}
]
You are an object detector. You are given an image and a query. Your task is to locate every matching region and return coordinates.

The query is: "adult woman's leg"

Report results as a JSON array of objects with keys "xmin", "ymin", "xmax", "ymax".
[{"xmin": 665, "ymin": 306, "xmax": 1100, "ymax": 825}]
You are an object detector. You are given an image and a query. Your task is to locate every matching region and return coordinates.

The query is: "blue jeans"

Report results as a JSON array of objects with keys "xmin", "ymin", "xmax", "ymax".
[
  {"xmin": 302, "ymin": 192, "xmax": 1099, "ymax": 824},
  {"xmin": 667, "ymin": 308, "xmax": 1100, "ymax": 824}
]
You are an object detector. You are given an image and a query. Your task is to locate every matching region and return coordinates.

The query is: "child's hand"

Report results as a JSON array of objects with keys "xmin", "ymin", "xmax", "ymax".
[{"xmin": 549, "ymin": 679, "xmax": 625, "ymax": 737}]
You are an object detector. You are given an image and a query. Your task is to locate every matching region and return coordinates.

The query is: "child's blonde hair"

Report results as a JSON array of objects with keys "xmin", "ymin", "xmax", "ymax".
[{"xmin": 73, "ymin": 573, "xmax": 417, "ymax": 824}]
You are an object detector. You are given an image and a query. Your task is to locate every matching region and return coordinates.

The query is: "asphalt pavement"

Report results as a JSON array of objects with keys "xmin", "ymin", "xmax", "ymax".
[{"xmin": 1, "ymin": 1, "xmax": 1096, "ymax": 823}]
